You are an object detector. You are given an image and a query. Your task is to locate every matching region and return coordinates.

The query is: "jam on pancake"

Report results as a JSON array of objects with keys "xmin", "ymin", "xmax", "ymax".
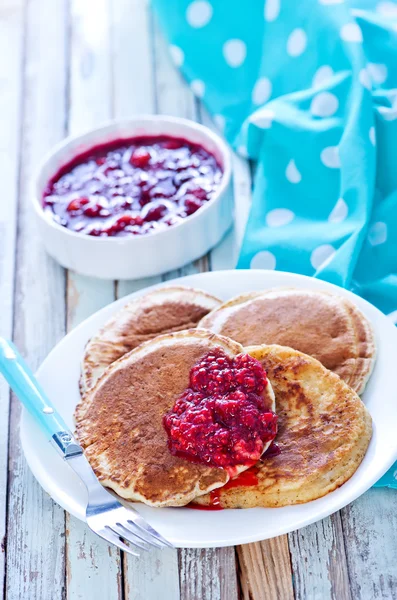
[
  {"xmin": 188, "ymin": 466, "xmax": 261, "ymax": 510},
  {"xmin": 163, "ymin": 350, "xmax": 277, "ymax": 474},
  {"xmin": 42, "ymin": 136, "xmax": 223, "ymax": 237}
]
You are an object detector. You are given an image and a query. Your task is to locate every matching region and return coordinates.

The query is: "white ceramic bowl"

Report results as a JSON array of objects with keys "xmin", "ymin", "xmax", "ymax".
[{"xmin": 33, "ymin": 116, "xmax": 233, "ymax": 280}]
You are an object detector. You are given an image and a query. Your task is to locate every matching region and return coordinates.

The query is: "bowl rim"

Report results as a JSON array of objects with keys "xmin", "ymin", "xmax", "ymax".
[{"xmin": 32, "ymin": 115, "xmax": 232, "ymax": 244}]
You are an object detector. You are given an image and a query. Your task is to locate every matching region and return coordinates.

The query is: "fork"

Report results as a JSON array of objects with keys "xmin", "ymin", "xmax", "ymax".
[{"xmin": 0, "ymin": 338, "xmax": 173, "ymax": 556}]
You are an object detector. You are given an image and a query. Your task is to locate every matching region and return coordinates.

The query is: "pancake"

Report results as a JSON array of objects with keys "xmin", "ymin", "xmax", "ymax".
[
  {"xmin": 80, "ymin": 286, "xmax": 221, "ymax": 395},
  {"xmin": 75, "ymin": 330, "xmax": 276, "ymax": 507},
  {"xmin": 193, "ymin": 344, "xmax": 372, "ymax": 509},
  {"xmin": 199, "ymin": 288, "xmax": 376, "ymax": 394}
]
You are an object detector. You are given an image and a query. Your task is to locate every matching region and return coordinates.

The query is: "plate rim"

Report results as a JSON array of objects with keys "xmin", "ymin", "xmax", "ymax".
[{"xmin": 20, "ymin": 269, "xmax": 397, "ymax": 547}]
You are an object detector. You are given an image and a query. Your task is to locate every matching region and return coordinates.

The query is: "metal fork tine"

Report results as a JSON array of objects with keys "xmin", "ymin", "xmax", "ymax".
[
  {"xmin": 96, "ymin": 527, "xmax": 140, "ymax": 557},
  {"xmin": 111, "ymin": 523, "xmax": 151, "ymax": 551},
  {"xmin": 126, "ymin": 514, "xmax": 174, "ymax": 548},
  {"xmin": 118, "ymin": 518, "xmax": 165, "ymax": 549}
]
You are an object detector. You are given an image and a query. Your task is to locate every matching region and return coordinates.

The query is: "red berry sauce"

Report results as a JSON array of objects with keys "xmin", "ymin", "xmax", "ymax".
[
  {"xmin": 42, "ymin": 136, "xmax": 223, "ymax": 237},
  {"xmin": 163, "ymin": 350, "xmax": 277, "ymax": 473}
]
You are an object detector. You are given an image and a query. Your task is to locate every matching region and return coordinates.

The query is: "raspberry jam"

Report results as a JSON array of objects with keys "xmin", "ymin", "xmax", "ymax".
[
  {"xmin": 188, "ymin": 467, "xmax": 260, "ymax": 510},
  {"xmin": 42, "ymin": 136, "xmax": 223, "ymax": 237},
  {"xmin": 163, "ymin": 350, "xmax": 277, "ymax": 472}
]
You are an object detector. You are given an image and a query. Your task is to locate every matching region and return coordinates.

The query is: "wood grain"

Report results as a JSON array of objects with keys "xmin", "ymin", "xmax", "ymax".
[
  {"xmin": 6, "ymin": 0, "xmax": 68, "ymax": 596},
  {"xmin": 112, "ymin": 0, "xmax": 161, "ymax": 302},
  {"xmin": 199, "ymin": 106, "xmax": 251, "ymax": 268},
  {"xmin": 289, "ymin": 514, "xmax": 351, "ymax": 600},
  {"xmin": 237, "ymin": 538, "xmax": 294, "ymax": 600},
  {"xmin": 65, "ymin": 0, "xmax": 122, "ymax": 597},
  {"xmin": 4, "ymin": 1, "xmax": 397, "ymax": 599},
  {"xmin": 65, "ymin": 271, "xmax": 121, "ymax": 600},
  {"xmin": 111, "ymin": 0, "xmax": 155, "ymax": 118},
  {"xmin": 124, "ymin": 549, "xmax": 180, "ymax": 600},
  {"xmin": 0, "ymin": 0, "xmax": 23, "ymax": 595},
  {"xmin": 179, "ymin": 548, "xmax": 238, "ymax": 600},
  {"xmin": 341, "ymin": 489, "xmax": 397, "ymax": 600},
  {"xmin": 111, "ymin": 3, "xmax": 182, "ymax": 597}
]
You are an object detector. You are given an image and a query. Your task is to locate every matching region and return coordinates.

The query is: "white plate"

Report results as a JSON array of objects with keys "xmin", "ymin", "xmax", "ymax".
[{"xmin": 21, "ymin": 270, "xmax": 397, "ymax": 548}]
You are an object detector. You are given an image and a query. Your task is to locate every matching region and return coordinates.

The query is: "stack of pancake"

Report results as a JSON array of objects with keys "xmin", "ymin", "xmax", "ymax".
[{"xmin": 75, "ymin": 285, "xmax": 375, "ymax": 509}]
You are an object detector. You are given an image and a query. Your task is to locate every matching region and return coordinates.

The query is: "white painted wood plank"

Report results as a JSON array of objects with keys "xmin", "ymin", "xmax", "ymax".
[
  {"xmin": 117, "ymin": 277, "xmax": 162, "ymax": 299},
  {"xmin": 65, "ymin": 273, "xmax": 120, "ymax": 600},
  {"xmin": 110, "ymin": 3, "xmax": 180, "ymax": 596},
  {"xmin": 0, "ymin": 0, "xmax": 23, "ymax": 595},
  {"xmin": 289, "ymin": 514, "xmax": 351, "ymax": 600},
  {"xmin": 199, "ymin": 107, "xmax": 251, "ymax": 271},
  {"xmin": 124, "ymin": 549, "xmax": 180, "ymax": 600},
  {"xmin": 152, "ymin": 15, "xmax": 196, "ymax": 121},
  {"xmin": 180, "ymin": 547, "xmax": 238, "ymax": 600},
  {"xmin": 67, "ymin": 274, "xmax": 115, "ymax": 331},
  {"xmin": 65, "ymin": 515, "xmax": 122, "ymax": 600},
  {"xmin": 341, "ymin": 489, "xmax": 397, "ymax": 599},
  {"xmin": 69, "ymin": 0, "xmax": 112, "ymax": 133},
  {"xmin": 152, "ymin": 13, "xmax": 205, "ymax": 285},
  {"xmin": 111, "ymin": 0, "xmax": 161, "ymax": 300},
  {"xmin": 6, "ymin": 0, "xmax": 68, "ymax": 597},
  {"xmin": 65, "ymin": 0, "xmax": 122, "ymax": 597},
  {"xmin": 111, "ymin": 0, "xmax": 155, "ymax": 118}
]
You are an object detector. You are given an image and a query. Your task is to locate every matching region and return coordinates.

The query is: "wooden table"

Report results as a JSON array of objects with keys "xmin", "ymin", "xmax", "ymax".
[{"xmin": 1, "ymin": 0, "xmax": 397, "ymax": 598}]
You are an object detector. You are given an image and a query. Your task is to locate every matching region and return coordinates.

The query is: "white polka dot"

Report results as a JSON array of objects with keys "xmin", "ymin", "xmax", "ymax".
[
  {"xmin": 387, "ymin": 309, "xmax": 397, "ymax": 324},
  {"xmin": 237, "ymin": 145, "xmax": 248, "ymax": 158},
  {"xmin": 368, "ymin": 221, "xmax": 387, "ymax": 246},
  {"xmin": 368, "ymin": 63, "xmax": 388, "ymax": 85},
  {"xmin": 311, "ymin": 92, "xmax": 339, "ymax": 117},
  {"xmin": 169, "ymin": 45, "xmax": 184, "ymax": 67},
  {"xmin": 223, "ymin": 39, "xmax": 247, "ymax": 68},
  {"xmin": 319, "ymin": 0, "xmax": 344, "ymax": 3},
  {"xmin": 321, "ymin": 146, "xmax": 340, "ymax": 168},
  {"xmin": 312, "ymin": 65, "xmax": 334, "ymax": 88},
  {"xmin": 250, "ymin": 107, "xmax": 275, "ymax": 129},
  {"xmin": 311, "ymin": 244, "xmax": 336, "ymax": 270},
  {"xmin": 378, "ymin": 105, "xmax": 397, "ymax": 121},
  {"xmin": 286, "ymin": 29, "xmax": 307, "ymax": 57},
  {"xmin": 252, "ymin": 77, "xmax": 272, "ymax": 106},
  {"xmin": 250, "ymin": 250, "xmax": 277, "ymax": 270},
  {"xmin": 285, "ymin": 160, "xmax": 301, "ymax": 183},
  {"xmin": 266, "ymin": 208, "xmax": 295, "ymax": 227},
  {"xmin": 359, "ymin": 68, "xmax": 372, "ymax": 90},
  {"xmin": 328, "ymin": 198, "xmax": 348, "ymax": 223},
  {"xmin": 377, "ymin": 1, "xmax": 397, "ymax": 17},
  {"xmin": 340, "ymin": 22, "xmax": 363, "ymax": 42},
  {"xmin": 186, "ymin": 1, "xmax": 213, "ymax": 27},
  {"xmin": 190, "ymin": 79, "xmax": 205, "ymax": 98},
  {"xmin": 369, "ymin": 126, "xmax": 376, "ymax": 146},
  {"xmin": 264, "ymin": 0, "xmax": 280, "ymax": 21},
  {"xmin": 213, "ymin": 114, "xmax": 225, "ymax": 131}
]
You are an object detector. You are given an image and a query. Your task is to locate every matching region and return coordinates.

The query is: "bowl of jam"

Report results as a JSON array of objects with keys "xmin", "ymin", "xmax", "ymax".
[{"xmin": 34, "ymin": 116, "xmax": 232, "ymax": 279}]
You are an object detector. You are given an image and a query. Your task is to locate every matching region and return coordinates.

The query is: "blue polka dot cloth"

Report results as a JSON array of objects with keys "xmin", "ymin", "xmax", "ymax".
[{"xmin": 151, "ymin": 0, "xmax": 397, "ymax": 488}]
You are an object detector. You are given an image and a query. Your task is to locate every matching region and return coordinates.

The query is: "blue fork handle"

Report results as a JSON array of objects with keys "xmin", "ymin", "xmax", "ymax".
[{"xmin": 0, "ymin": 338, "xmax": 80, "ymax": 456}]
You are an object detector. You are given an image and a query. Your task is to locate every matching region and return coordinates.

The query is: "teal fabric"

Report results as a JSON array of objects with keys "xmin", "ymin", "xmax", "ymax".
[{"xmin": 151, "ymin": 0, "xmax": 397, "ymax": 488}]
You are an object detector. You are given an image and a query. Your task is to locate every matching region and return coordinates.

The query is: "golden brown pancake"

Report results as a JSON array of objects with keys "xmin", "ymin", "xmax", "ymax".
[
  {"xmin": 199, "ymin": 288, "xmax": 376, "ymax": 394},
  {"xmin": 75, "ymin": 330, "xmax": 276, "ymax": 507},
  {"xmin": 194, "ymin": 344, "xmax": 372, "ymax": 509},
  {"xmin": 80, "ymin": 286, "xmax": 221, "ymax": 395}
]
